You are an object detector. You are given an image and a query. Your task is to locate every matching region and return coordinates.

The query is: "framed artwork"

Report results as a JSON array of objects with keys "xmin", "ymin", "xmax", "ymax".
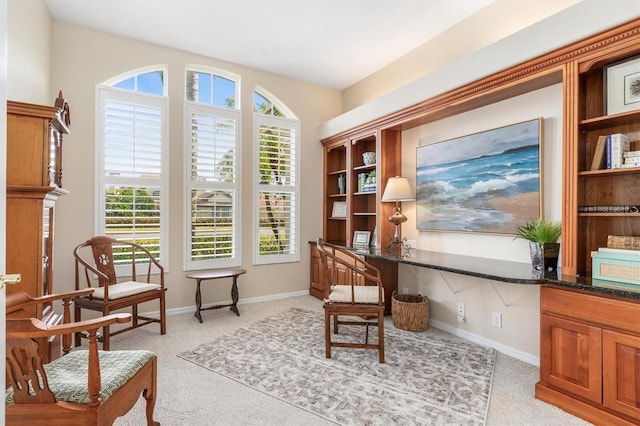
[
  {"xmin": 605, "ymin": 55, "xmax": 640, "ymax": 115},
  {"xmin": 331, "ymin": 201, "xmax": 347, "ymax": 218},
  {"xmin": 353, "ymin": 231, "xmax": 371, "ymax": 246},
  {"xmin": 416, "ymin": 118, "xmax": 542, "ymax": 234}
]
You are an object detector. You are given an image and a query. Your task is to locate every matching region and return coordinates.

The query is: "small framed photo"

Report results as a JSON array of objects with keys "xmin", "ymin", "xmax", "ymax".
[
  {"xmin": 331, "ymin": 201, "xmax": 347, "ymax": 218},
  {"xmin": 605, "ymin": 55, "xmax": 640, "ymax": 115},
  {"xmin": 353, "ymin": 231, "xmax": 371, "ymax": 247}
]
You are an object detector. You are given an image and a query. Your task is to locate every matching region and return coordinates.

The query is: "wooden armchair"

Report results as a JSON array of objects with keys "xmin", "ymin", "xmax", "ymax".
[
  {"xmin": 316, "ymin": 238, "xmax": 385, "ymax": 363},
  {"xmin": 5, "ymin": 291, "xmax": 159, "ymax": 425},
  {"xmin": 73, "ymin": 236, "xmax": 167, "ymax": 350}
]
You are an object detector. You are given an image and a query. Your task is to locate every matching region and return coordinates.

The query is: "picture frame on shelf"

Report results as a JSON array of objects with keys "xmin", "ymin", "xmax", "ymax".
[
  {"xmin": 605, "ymin": 55, "xmax": 640, "ymax": 115},
  {"xmin": 353, "ymin": 231, "xmax": 371, "ymax": 247},
  {"xmin": 370, "ymin": 226, "xmax": 378, "ymax": 247},
  {"xmin": 331, "ymin": 201, "xmax": 347, "ymax": 218}
]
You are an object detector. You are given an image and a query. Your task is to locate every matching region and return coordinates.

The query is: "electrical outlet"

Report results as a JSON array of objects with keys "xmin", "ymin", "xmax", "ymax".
[
  {"xmin": 402, "ymin": 287, "xmax": 409, "ymax": 294},
  {"xmin": 492, "ymin": 312, "xmax": 502, "ymax": 328},
  {"xmin": 456, "ymin": 302, "xmax": 465, "ymax": 317}
]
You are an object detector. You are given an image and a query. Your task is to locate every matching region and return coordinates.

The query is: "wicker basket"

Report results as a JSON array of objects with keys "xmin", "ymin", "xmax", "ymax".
[{"xmin": 392, "ymin": 292, "xmax": 429, "ymax": 331}]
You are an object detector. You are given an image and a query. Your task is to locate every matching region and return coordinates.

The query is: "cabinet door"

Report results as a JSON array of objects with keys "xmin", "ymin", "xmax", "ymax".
[
  {"xmin": 603, "ymin": 330, "xmax": 640, "ymax": 420},
  {"xmin": 540, "ymin": 314, "xmax": 602, "ymax": 403}
]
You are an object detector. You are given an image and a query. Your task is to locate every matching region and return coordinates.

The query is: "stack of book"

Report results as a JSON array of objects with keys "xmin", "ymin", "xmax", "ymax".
[
  {"xmin": 590, "ymin": 133, "xmax": 631, "ymax": 170},
  {"xmin": 622, "ymin": 150, "xmax": 640, "ymax": 168}
]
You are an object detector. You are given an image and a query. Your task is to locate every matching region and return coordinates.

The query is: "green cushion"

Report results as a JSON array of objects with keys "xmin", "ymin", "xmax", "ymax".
[{"xmin": 6, "ymin": 350, "xmax": 154, "ymax": 405}]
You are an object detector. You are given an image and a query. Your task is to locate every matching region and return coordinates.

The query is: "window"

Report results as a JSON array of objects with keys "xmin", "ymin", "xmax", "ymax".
[
  {"xmin": 96, "ymin": 70, "xmax": 168, "ymax": 268},
  {"xmin": 253, "ymin": 89, "xmax": 300, "ymax": 265},
  {"xmin": 185, "ymin": 68, "xmax": 241, "ymax": 270},
  {"xmin": 254, "ymin": 91, "xmax": 284, "ymax": 116},
  {"xmin": 112, "ymin": 70, "xmax": 165, "ymax": 96},
  {"xmin": 186, "ymin": 67, "xmax": 238, "ymax": 108}
]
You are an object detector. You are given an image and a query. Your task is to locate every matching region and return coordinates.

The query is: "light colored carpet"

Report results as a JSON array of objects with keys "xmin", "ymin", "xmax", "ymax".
[
  {"xmin": 112, "ymin": 295, "xmax": 591, "ymax": 425},
  {"xmin": 178, "ymin": 307, "xmax": 495, "ymax": 425}
]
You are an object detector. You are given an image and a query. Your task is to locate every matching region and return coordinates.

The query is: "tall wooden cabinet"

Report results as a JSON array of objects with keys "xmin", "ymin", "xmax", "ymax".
[
  {"xmin": 322, "ymin": 128, "xmax": 401, "ymax": 248},
  {"xmin": 6, "ymin": 92, "xmax": 71, "ymax": 362},
  {"xmin": 562, "ymin": 27, "xmax": 640, "ymax": 276}
]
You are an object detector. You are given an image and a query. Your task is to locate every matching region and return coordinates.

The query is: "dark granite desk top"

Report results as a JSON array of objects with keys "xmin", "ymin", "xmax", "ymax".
[{"xmin": 314, "ymin": 241, "xmax": 640, "ymax": 302}]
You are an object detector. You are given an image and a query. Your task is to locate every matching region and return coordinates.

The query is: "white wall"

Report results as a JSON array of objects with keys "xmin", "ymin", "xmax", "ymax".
[
  {"xmin": 342, "ymin": 0, "xmax": 579, "ymax": 111},
  {"xmin": 48, "ymin": 22, "xmax": 342, "ymax": 312},
  {"xmin": 398, "ymin": 84, "xmax": 563, "ymax": 363},
  {"xmin": 7, "ymin": 0, "xmax": 51, "ymax": 103}
]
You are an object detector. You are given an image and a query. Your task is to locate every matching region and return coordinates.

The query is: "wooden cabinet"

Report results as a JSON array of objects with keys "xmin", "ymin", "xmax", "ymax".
[
  {"xmin": 322, "ymin": 129, "xmax": 401, "ymax": 248},
  {"xmin": 562, "ymin": 30, "xmax": 640, "ymax": 276},
  {"xmin": 6, "ymin": 92, "xmax": 71, "ymax": 362},
  {"xmin": 537, "ymin": 286, "xmax": 640, "ymax": 425}
]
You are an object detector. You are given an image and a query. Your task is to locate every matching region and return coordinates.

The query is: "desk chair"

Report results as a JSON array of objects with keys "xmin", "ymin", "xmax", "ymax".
[{"xmin": 316, "ymin": 238, "xmax": 385, "ymax": 363}]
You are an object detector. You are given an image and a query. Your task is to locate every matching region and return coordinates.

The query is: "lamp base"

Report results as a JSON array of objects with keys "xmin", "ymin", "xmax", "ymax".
[{"xmin": 385, "ymin": 237, "xmax": 411, "ymax": 257}]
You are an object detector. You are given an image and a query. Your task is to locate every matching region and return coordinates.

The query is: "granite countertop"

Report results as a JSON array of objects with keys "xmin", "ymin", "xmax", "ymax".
[{"xmin": 313, "ymin": 241, "xmax": 640, "ymax": 302}]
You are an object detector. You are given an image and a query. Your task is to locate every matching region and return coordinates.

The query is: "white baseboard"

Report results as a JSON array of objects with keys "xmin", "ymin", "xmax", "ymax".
[{"xmin": 429, "ymin": 319, "xmax": 540, "ymax": 367}]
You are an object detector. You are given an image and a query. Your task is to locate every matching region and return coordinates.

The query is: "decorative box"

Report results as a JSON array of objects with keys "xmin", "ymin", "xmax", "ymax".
[{"xmin": 591, "ymin": 248, "xmax": 640, "ymax": 285}]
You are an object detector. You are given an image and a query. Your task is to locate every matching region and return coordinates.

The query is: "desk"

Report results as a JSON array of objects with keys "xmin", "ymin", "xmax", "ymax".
[
  {"xmin": 186, "ymin": 268, "xmax": 246, "ymax": 323},
  {"xmin": 310, "ymin": 241, "xmax": 640, "ymax": 302}
]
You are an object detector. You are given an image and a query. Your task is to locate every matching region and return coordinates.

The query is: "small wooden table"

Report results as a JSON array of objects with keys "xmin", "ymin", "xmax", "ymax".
[{"xmin": 185, "ymin": 268, "xmax": 247, "ymax": 323}]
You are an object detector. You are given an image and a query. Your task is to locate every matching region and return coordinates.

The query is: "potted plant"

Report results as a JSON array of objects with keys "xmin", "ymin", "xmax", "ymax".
[{"xmin": 515, "ymin": 218, "xmax": 562, "ymax": 271}]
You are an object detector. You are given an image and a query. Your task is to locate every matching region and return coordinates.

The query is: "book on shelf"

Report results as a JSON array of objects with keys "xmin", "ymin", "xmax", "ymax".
[
  {"xmin": 605, "ymin": 133, "xmax": 631, "ymax": 169},
  {"xmin": 578, "ymin": 205, "xmax": 639, "ymax": 213},
  {"xmin": 608, "ymin": 235, "xmax": 640, "ymax": 250},
  {"xmin": 623, "ymin": 149, "xmax": 640, "ymax": 159},
  {"xmin": 590, "ymin": 135, "xmax": 607, "ymax": 170},
  {"xmin": 622, "ymin": 155, "xmax": 640, "ymax": 167}
]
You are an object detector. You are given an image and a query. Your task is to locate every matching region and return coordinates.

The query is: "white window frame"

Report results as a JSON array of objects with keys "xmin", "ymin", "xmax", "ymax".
[
  {"xmin": 184, "ymin": 101, "xmax": 242, "ymax": 270},
  {"xmin": 252, "ymin": 113, "xmax": 300, "ymax": 265},
  {"xmin": 95, "ymin": 85, "xmax": 169, "ymax": 275},
  {"xmin": 185, "ymin": 65, "xmax": 240, "ymax": 109}
]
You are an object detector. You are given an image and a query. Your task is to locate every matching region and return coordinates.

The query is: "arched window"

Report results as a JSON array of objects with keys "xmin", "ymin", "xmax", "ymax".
[
  {"xmin": 253, "ymin": 87, "xmax": 300, "ymax": 265},
  {"xmin": 95, "ymin": 66, "xmax": 169, "ymax": 266},
  {"xmin": 186, "ymin": 67, "xmax": 238, "ymax": 108},
  {"xmin": 184, "ymin": 67, "xmax": 241, "ymax": 269}
]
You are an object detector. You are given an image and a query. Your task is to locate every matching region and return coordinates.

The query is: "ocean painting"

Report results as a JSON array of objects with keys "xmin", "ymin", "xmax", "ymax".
[{"xmin": 416, "ymin": 119, "xmax": 542, "ymax": 234}]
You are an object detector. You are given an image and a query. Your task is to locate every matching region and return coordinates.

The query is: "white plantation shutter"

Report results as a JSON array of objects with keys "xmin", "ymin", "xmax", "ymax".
[
  {"xmin": 185, "ymin": 102, "xmax": 241, "ymax": 269},
  {"xmin": 96, "ymin": 87, "xmax": 168, "ymax": 265},
  {"xmin": 254, "ymin": 114, "xmax": 300, "ymax": 264}
]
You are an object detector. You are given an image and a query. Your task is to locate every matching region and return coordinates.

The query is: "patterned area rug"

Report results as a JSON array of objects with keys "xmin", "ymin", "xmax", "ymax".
[{"xmin": 178, "ymin": 308, "xmax": 496, "ymax": 425}]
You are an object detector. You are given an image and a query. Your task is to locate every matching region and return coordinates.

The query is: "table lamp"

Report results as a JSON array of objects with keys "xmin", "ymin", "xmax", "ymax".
[{"xmin": 381, "ymin": 176, "xmax": 414, "ymax": 249}]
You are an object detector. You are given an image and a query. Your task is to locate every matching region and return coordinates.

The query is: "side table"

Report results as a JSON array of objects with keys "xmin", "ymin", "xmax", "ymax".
[{"xmin": 185, "ymin": 268, "xmax": 247, "ymax": 323}]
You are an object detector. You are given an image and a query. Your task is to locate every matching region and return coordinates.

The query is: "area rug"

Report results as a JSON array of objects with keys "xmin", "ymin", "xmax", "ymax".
[{"xmin": 178, "ymin": 308, "xmax": 496, "ymax": 425}]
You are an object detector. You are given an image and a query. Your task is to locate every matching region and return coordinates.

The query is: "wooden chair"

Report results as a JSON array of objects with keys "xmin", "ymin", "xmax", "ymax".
[
  {"xmin": 73, "ymin": 236, "xmax": 167, "ymax": 350},
  {"xmin": 5, "ymin": 291, "xmax": 159, "ymax": 425},
  {"xmin": 316, "ymin": 238, "xmax": 385, "ymax": 363}
]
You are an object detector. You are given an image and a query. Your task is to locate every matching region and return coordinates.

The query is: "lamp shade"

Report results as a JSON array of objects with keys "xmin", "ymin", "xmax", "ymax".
[{"xmin": 382, "ymin": 176, "xmax": 414, "ymax": 202}]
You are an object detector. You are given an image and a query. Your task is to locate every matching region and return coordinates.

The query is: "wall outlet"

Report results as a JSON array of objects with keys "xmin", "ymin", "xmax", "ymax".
[
  {"xmin": 402, "ymin": 287, "xmax": 409, "ymax": 294},
  {"xmin": 492, "ymin": 312, "xmax": 502, "ymax": 328},
  {"xmin": 456, "ymin": 302, "xmax": 465, "ymax": 317}
]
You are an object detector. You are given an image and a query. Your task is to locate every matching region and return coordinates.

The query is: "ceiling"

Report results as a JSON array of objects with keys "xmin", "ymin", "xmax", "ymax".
[{"xmin": 45, "ymin": 0, "xmax": 495, "ymax": 90}]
